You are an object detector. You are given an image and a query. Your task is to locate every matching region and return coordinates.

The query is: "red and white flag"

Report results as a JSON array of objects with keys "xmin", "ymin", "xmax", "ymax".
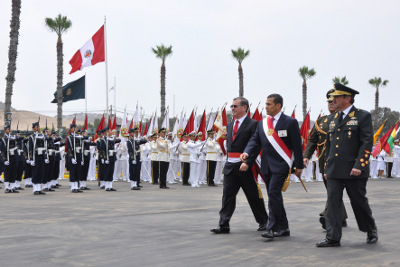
[{"xmin": 69, "ymin": 25, "xmax": 105, "ymax": 74}]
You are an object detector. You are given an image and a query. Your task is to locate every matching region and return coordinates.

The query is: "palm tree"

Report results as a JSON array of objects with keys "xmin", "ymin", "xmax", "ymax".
[
  {"xmin": 298, "ymin": 66, "xmax": 316, "ymax": 119},
  {"xmin": 4, "ymin": 0, "xmax": 22, "ymax": 125},
  {"xmin": 152, "ymin": 44, "xmax": 173, "ymax": 119},
  {"xmin": 332, "ymin": 76, "xmax": 349, "ymax": 85},
  {"xmin": 369, "ymin": 77, "xmax": 389, "ymax": 110},
  {"xmin": 231, "ymin": 47, "xmax": 250, "ymax": 97},
  {"xmin": 45, "ymin": 14, "xmax": 72, "ymax": 130}
]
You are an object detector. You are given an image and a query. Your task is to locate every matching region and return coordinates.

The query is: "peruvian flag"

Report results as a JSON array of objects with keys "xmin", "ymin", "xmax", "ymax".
[
  {"xmin": 300, "ymin": 111, "xmax": 311, "ymax": 152},
  {"xmin": 69, "ymin": 25, "xmax": 105, "ymax": 74},
  {"xmin": 197, "ymin": 110, "xmax": 207, "ymax": 141},
  {"xmin": 214, "ymin": 107, "xmax": 227, "ymax": 156},
  {"xmin": 82, "ymin": 114, "xmax": 88, "ymax": 131},
  {"xmin": 183, "ymin": 109, "xmax": 195, "ymax": 135},
  {"xmin": 111, "ymin": 115, "xmax": 117, "ymax": 134},
  {"xmin": 93, "ymin": 114, "xmax": 105, "ymax": 141}
]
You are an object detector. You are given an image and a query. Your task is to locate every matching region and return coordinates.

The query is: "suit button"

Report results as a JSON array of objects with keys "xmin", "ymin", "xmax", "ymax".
[{"xmin": 335, "ymin": 153, "xmax": 338, "ymax": 156}]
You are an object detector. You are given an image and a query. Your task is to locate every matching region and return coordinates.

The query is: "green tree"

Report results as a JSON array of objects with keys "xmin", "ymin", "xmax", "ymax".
[
  {"xmin": 231, "ymin": 47, "xmax": 250, "ymax": 97},
  {"xmin": 369, "ymin": 77, "xmax": 389, "ymax": 110},
  {"xmin": 45, "ymin": 14, "xmax": 72, "ymax": 130},
  {"xmin": 370, "ymin": 107, "xmax": 399, "ymax": 136},
  {"xmin": 4, "ymin": 0, "xmax": 22, "ymax": 125},
  {"xmin": 298, "ymin": 66, "xmax": 316, "ymax": 119},
  {"xmin": 152, "ymin": 44, "xmax": 173, "ymax": 121},
  {"xmin": 332, "ymin": 76, "xmax": 349, "ymax": 85}
]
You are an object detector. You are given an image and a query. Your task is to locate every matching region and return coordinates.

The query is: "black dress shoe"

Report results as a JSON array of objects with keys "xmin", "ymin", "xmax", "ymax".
[
  {"xmin": 34, "ymin": 191, "xmax": 40, "ymax": 195},
  {"xmin": 109, "ymin": 188, "xmax": 117, "ymax": 191},
  {"xmin": 137, "ymin": 185, "xmax": 143, "ymax": 188},
  {"xmin": 38, "ymin": 191, "xmax": 46, "ymax": 195},
  {"xmin": 274, "ymin": 229, "xmax": 290, "ymax": 237},
  {"xmin": 42, "ymin": 188, "xmax": 49, "ymax": 192},
  {"xmin": 131, "ymin": 187, "xmax": 141, "ymax": 190},
  {"xmin": 261, "ymin": 230, "xmax": 274, "ymax": 239},
  {"xmin": 5, "ymin": 189, "xmax": 11, "ymax": 193},
  {"xmin": 71, "ymin": 189, "xmax": 78, "ymax": 193},
  {"xmin": 100, "ymin": 186, "xmax": 105, "ymax": 189},
  {"xmin": 367, "ymin": 230, "xmax": 378, "ymax": 244},
  {"xmin": 160, "ymin": 186, "xmax": 170, "ymax": 189},
  {"xmin": 342, "ymin": 220, "xmax": 347, "ymax": 227},
  {"xmin": 80, "ymin": 187, "xmax": 91, "ymax": 190},
  {"xmin": 208, "ymin": 183, "xmax": 217, "ymax": 186},
  {"xmin": 210, "ymin": 227, "xmax": 230, "ymax": 234},
  {"xmin": 77, "ymin": 189, "xmax": 83, "ymax": 193},
  {"xmin": 257, "ymin": 223, "xmax": 267, "ymax": 231},
  {"xmin": 56, "ymin": 184, "xmax": 62, "ymax": 187},
  {"xmin": 48, "ymin": 188, "xmax": 55, "ymax": 192},
  {"xmin": 105, "ymin": 188, "xmax": 111, "ymax": 191},
  {"xmin": 11, "ymin": 189, "xmax": 20, "ymax": 193},
  {"xmin": 16, "ymin": 187, "xmax": 24, "ymax": 190},
  {"xmin": 319, "ymin": 216, "xmax": 326, "ymax": 230},
  {"xmin": 316, "ymin": 239, "xmax": 340, "ymax": 247}
]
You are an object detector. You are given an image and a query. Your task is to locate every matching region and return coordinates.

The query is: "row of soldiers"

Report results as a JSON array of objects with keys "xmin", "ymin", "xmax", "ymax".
[{"xmin": 0, "ymin": 120, "xmax": 226, "ymax": 195}]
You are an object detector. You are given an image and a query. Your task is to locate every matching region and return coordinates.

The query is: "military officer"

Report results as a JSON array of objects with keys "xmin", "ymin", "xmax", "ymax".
[
  {"xmin": 133, "ymin": 128, "xmax": 147, "ymax": 188},
  {"xmin": 23, "ymin": 131, "xmax": 33, "ymax": 188},
  {"xmin": 303, "ymin": 89, "xmax": 348, "ymax": 229},
  {"xmin": 150, "ymin": 133, "xmax": 159, "ymax": 184},
  {"xmin": 66, "ymin": 124, "xmax": 83, "ymax": 193},
  {"xmin": 81, "ymin": 130, "xmax": 95, "ymax": 190},
  {"xmin": 178, "ymin": 133, "xmax": 191, "ymax": 185},
  {"xmin": 29, "ymin": 121, "xmax": 47, "ymax": 195},
  {"xmin": 1, "ymin": 125, "xmax": 20, "ymax": 193},
  {"xmin": 42, "ymin": 127, "xmax": 56, "ymax": 192},
  {"xmin": 15, "ymin": 130, "xmax": 26, "ymax": 190},
  {"xmin": 316, "ymin": 83, "xmax": 378, "ymax": 247},
  {"xmin": 157, "ymin": 128, "xmax": 170, "ymax": 189},
  {"xmin": 96, "ymin": 129, "xmax": 106, "ymax": 189},
  {"xmin": 101, "ymin": 127, "xmax": 121, "ymax": 191},
  {"xmin": 52, "ymin": 131, "xmax": 64, "ymax": 188},
  {"xmin": 205, "ymin": 130, "xmax": 218, "ymax": 186}
]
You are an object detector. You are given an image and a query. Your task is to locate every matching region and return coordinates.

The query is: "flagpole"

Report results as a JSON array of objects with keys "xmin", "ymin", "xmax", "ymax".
[
  {"xmin": 85, "ymin": 72, "xmax": 87, "ymax": 114},
  {"xmin": 104, "ymin": 16, "xmax": 109, "ymax": 122},
  {"xmin": 114, "ymin": 76, "xmax": 116, "ymax": 116}
]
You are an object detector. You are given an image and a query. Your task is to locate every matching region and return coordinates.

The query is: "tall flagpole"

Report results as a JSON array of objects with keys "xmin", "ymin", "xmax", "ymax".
[
  {"xmin": 114, "ymin": 76, "xmax": 116, "ymax": 116},
  {"xmin": 85, "ymin": 72, "xmax": 87, "ymax": 114},
  {"xmin": 104, "ymin": 16, "xmax": 109, "ymax": 121}
]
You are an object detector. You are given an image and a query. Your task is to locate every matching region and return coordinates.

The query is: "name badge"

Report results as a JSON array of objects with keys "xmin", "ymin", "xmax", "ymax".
[{"xmin": 278, "ymin": 130, "xmax": 287, "ymax": 137}]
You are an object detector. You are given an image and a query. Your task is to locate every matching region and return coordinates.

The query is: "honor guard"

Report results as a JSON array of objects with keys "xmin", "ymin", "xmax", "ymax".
[
  {"xmin": 127, "ymin": 128, "xmax": 146, "ymax": 190},
  {"xmin": 187, "ymin": 131, "xmax": 205, "ymax": 188},
  {"xmin": 157, "ymin": 128, "xmax": 170, "ymax": 189},
  {"xmin": 52, "ymin": 131, "xmax": 64, "ymax": 188},
  {"xmin": 150, "ymin": 133, "xmax": 159, "ymax": 184},
  {"xmin": 29, "ymin": 121, "xmax": 48, "ymax": 195},
  {"xmin": 303, "ymin": 89, "xmax": 348, "ymax": 229},
  {"xmin": 81, "ymin": 130, "xmax": 95, "ymax": 190},
  {"xmin": 140, "ymin": 137, "xmax": 152, "ymax": 182},
  {"xmin": 196, "ymin": 132, "xmax": 207, "ymax": 185},
  {"xmin": 96, "ymin": 129, "xmax": 106, "ymax": 189},
  {"xmin": 166, "ymin": 132, "xmax": 180, "ymax": 184},
  {"xmin": 205, "ymin": 130, "xmax": 218, "ymax": 186},
  {"xmin": 100, "ymin": 127, "xmax": 121, "ymax": 191},
  {"xmin": 42, "ymin": 127, "xmax": 56, "ymax": 192},
  {"xmin": 1, "ymin": 125, "xmax": 23, "ymax": 193},
  {"xmin": 23, "ymin": 131, "xmax": 34, "ymax": 188},
  {"xmin": 67, "ymin": 124, "xmax": 84, "ymax": 193},
  {"xmin": 178, "ymin": 133, "xmax": 191, "ymax": 185},
  {"xmin": 15, "ymin": 130, "xmax": 27, "ymax": 190}
]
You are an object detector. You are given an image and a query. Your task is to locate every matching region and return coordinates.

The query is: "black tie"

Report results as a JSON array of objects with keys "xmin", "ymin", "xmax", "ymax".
[{"xmin": 338, "ymin": 112, "xmax": 343, "ymax": 123}]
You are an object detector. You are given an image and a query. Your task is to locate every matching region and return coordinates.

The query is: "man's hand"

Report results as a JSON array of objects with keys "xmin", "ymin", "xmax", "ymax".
[
  {"xmin": 324, "ymin": 174, "xmax": 327, "ymax": 180},
  {"xmin": 240, "ymin": 153, "xmax": 248, "ymax": 162},
  {"xmin": 294, "ymin": 168, "xmax": 302, "ymax": 177},
  {"xmin": 303, "ymin": 158, "xmax": 309, "ymax": 168},
  {"xmin": 350, "ymin": 168, "xmax": 361, "ymax": 176},
  {"xmin": 239, "ymin": 162, "xmax": 249, "ymax": 172}
]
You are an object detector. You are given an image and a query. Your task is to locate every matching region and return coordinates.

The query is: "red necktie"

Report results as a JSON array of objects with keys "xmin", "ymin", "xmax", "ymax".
[{"xmin": 232, "ymin": 120, "xmax": 239, "ymax": 140}]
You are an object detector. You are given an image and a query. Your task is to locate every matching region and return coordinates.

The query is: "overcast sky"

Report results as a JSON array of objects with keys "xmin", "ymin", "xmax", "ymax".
[{"xmin": 0, "ymin": 0, "xmax": 399, "ymax": 121}]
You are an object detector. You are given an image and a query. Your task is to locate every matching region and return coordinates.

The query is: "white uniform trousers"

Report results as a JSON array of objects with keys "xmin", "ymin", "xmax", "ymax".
[
  {"xmin": 141, "ymin": 160, "xmax": 151, "ymax": 182},
  {"xmin": 189, "ymin": 161, "xmax": 200, "ymax": 187}
]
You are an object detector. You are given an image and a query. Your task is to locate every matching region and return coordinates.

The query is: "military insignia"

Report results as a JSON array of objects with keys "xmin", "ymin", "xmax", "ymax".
[
  {"xmin": 267, "ymin": 129, "xmax": 274, "ymax": 136},
  {"xmin": 346, "ymin": 120, "xmax": 358, "ymax": 126},
  {"xmin": 329, "ymin": 121, "xmax": 335, "ymax": 131},
  {"xmin": 324, "ymin": 118, "xmax": 328, "ymax": 123},
  {"xmin": 361, "ymin": 163, "xmax": 366, "ymax": 167},
  {"xmin": 66, "ymin": 88, "xmax": 72, "ymax": 96},
  {"xmin": 334, "ymin": 113, "xmax": 338, "ymax": 119},
  {"xmin": 349, "ymin": 111, "xmax": 355, "ymax": 118},
  {"xmin": 360, "ymin": 158, "xmax": 364, "ymax": 162},
  {"xmin": 350, "ymin": 117, "xmax": 357, "ymax": 120},
  {"xmin": 365, "ymin": 154, "xmax": 368, "ymax": 158}
]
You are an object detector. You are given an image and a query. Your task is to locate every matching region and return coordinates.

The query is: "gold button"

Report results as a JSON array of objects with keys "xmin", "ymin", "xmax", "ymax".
[
  {"xmin": 335, "ymin": 153, "xmax": 338, "ymax": 156},
  {"xmin": 361, "ymin": 163, "xmax": 365, "ymax": 167},
  {"xmin": 338, "ymin": 129, "xmax": 341, "ymax": 131},
  {"xmin": 337, "ymin": 137, "xmax": 339, "ymax": 140},
  {"xmin": 336, "ymin": 145, "xmax": 339, "ymax": 148}
]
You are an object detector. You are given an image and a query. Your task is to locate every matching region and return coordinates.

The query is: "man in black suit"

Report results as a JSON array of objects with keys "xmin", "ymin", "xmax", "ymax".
[
  {"xmin": 210, "ymin": 97, "xmax": 268, "ymax": 234},
  {"xmin": 316, "ymin": 83, "xmax": 377, "ymax": 247},
  {"xmin": 241, "ymin": 94, "xmax": 303, "ymax": 239}
]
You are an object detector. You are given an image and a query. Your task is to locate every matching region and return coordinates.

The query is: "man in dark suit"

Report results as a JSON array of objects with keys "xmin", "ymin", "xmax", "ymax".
[
  {"xmin": 241, "ymin": 94, "xmax": 303, "ymax": 239},
  {"xmin": 303, "ymin": 89, "xmax": 348, "ymax": 229},
  {"xmin": 210, "ymin": 97, "xmax": 268, "ymax": 234},
  {"xmin": 316, "ymin": 83, "xmax": 377, "ymax": 247}
]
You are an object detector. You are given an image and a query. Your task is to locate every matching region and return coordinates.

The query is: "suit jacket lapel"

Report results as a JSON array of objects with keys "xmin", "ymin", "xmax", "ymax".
[
  {"xmin": 274, "ymin": 113, "xmax": 286, "ymax": 131},
  {"xmin": 338, "ymin": 106, "xmax": 356, "ymax": 127},
  {"xmin": 227, "ymin": 121, "xmax": 233, "ymax": 142}
]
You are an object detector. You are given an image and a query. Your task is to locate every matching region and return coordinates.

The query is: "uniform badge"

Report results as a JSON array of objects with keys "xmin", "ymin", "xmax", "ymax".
[
  {"xmin": 324, "ymin": 118, "xmax": 328, "ymax": 123},
  {"xmin": 278, "ymin": 130, "xmax": 287, "ymax": 137},
  {"xmin": 349, "ymin": 111, "xmax": 355, "ymax": 118},
  {"xmin": 346, "ymin": 120, "xmax": 358, "ymax": 126},
  {"xmin": 267, "ymin": 129, "xmax": 274, "ymax": 136},
  {"xmin": 334, "ymin": 113, "xmax": 338, "ymax": 119},
  {"xmin": 329, "ymin": 121, "xmax": 335, "ymax": 131}
]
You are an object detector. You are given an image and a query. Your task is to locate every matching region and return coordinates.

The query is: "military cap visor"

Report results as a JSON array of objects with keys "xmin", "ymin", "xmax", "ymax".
[
  {"xmin": 133, "ymin": 127, "xmax": 139, "ymax": 131},
  {"xmin": 330, "ymin": 83, "xmax": 359, "ymax": 96},
  {"xmin": 159, "ymin": 128, "xmax": 166, "ymax": 133},
  {"xmin": 181, "ymin": 132, "xmax": 188, "ymax": 137}
]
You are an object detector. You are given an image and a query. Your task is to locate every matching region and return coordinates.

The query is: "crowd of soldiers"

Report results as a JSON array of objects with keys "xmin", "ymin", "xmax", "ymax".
[{"xmin": 0, "ymin": 121, "xmax": 228, "ymax": 195}]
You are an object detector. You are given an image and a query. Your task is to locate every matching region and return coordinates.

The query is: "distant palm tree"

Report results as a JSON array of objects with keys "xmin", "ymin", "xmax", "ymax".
[
  {"xmin": 231, "ymin": 47, "xmax": 250, "ymax": 97},
  {"xmin": 298, "ymin": 66, "xmax": 316, "ymax": 119},
  {"xmin": 332, "ymin": 76, "xmax": 349, "ymax": 85},
  {"xmin": 45, "ymin": 14, "xmax": 72, "ymax": 130},
  {"xmin": 369, "ymin": 77, "xmax": 389, "ymax": 110},
  {"xmin": 152, "ymin": 44, "xmax": 173, "ymax": 119},
  {"xmin": 4, "ymin": 0, "xmax": 22, "ymax": 125}
]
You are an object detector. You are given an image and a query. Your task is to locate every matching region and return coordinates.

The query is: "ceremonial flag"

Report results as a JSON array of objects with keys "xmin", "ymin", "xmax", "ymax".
[
  {"xmin": 176, "ymin": 112, "xmax": 185, "ymax": 140},
  {"xmin": 111, "ymin": 115, "xmax": 117, "ymax": 135},
  {"xmin": 133, "ymin": 104, "xmax": 140, "ymax": 129},
  {"xmin": 139, "ymin": 120, "xmax": 143, "ymax": 135},
  {"xmin": 372, "ymin": 121, "xmax": 397, "ymax": 157},
  {"xmin": 93, "ymin": 114, "xmax": 105, "ymax": 141},
  {"xmin": 384, "ymin": 121, "xmax": 399, "ymax": 154},
  {"xmin": 197, "ymin": 110, "xmax": 207, "ymax": 141},
  {"xmin": 108, "ymin": 116, "xmax": 112, "ymax": 128},
  {"xmin": 206, "ymin": 108, "xmax": 215, "ymax": 131},
  {"xmin": 252, "ymin": 107, "xmax": 262, "ymax": 121},
  {"xmin": 146, "ymin": 115, "xmax": 154, "ymax": 137},
  {"xmin": 193, "ymin": 109, "xmax": 198, "ymax": 132},
  {"xmin": 128, "ymin": 118, "xmax": 133, "ymax": 130},
  {"xmin": 214, "ymin": 106, "xmax": 227, "ymax": 155},
  {"xmin": 119, "ymin": 109, "xmax": 129, "ymax": 142},
  {"xmin": 291, "ymin": 105, "xmax": 296, "ymax": 118},
  {"xmin": 51, "ymin": 75, "xmax": 85, "ymax": 103},
  {"xmin": 69, "ymin": 25, "xmax": 105, "ymax": 74},
  {"xmin": 153, "ymin": 110, "xmax": 159, "ymax": 134},
  {"xmin": 374, "ymin": 119, "xmax": 387, "ymax": 145},
  {"xmin": 82, "ymin": 114, "xmax": 88, "ymax": 131},
  {"xmin": 300, "ymin": 112, "xmax": 311, "ymax": 152},
  {"xmin": 184, "ymin": 109, "xmax": 195, "ymax": 134},
  {"xmin": 161, "ymin": 107, "xmax": 170, "ymax": 132},
  {"xmin": 143, "ymin": 120, "xmax": 149, "ymax": 136}
]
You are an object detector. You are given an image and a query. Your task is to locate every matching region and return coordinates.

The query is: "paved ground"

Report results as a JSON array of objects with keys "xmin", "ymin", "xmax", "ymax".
[{"xmin": 0, "ymin": 178, "xmax": 399, "ymax": 267}]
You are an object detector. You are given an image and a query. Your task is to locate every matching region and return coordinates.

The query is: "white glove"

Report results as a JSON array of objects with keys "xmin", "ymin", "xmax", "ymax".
[
  {"xmin": 105, "ymin": 160, "xmax": 109, "ymax": 164},
  {"xmin": 45, "ymin": 159, "xmax": 50, "ymax": 164},
  {"xmin": 81, "ymin": 161, "xmax": 84, "ymax": 166},
  {"xmin": 101, "ymin": 159, "xmax": 104, "ymax": 164},
  {"xmin": 132, "ymin": 160, "xmax": 136, "ymax": 164},
  {"xmin": 30, "ymin": 161, "xmax": 35, "ymax": 166},
  {"xmin": 71, "ymin": 158, "xmax": 77, "ymax": 165},
  {"xmin": 4, "ymin": 161, "xmax": 10, "ymax": 166},
  {"xmin": 26, "ymin": 160, "xmax": 30, "ymax": 164}
]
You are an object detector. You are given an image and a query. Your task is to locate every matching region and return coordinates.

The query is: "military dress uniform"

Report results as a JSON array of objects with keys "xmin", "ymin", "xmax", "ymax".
[
  {"xmin": 29, "ymin": 126, "xmax": 48, "ymax": 195},
  {"xmin": 205, "ymin": 131, "xmax": 218, "ymax": 186},
  {"xmin": 303, "ymin": 90, "xmax": 348, "ymax": 228},
  {"xmin": 52, "ymin": 137, "xmax": 64, "ymax": 188},
  {"xmin": 23, "ymin": 133, "xmax": 34, "ymax": 188},
  {"xmin": 178, "ymin": 134, "xmax": 191, "ymax": 185},
  {"xmin": 67, "ymin": 131, "xmax": 83, "ymax": 193},
  {"xmin": 1, "ymin": 128, "xmax": 22, "ymax": 193},
  {"xmin": 15, "ymin": 131, "xmax": 27, "ymax": 190},
  {"xmin": 96, "ymin": 131, "xmax": 106, "ymax": 189},
  {"xmin": 101, "ymin": 132, "xmax": 121, "ymax": 191},
  {"xmin": 317, "ymin": 83, "xmax": 377, "ymax": 247},
  {"xmin": 150, "ymin": 135, "xmax": 159, "ymax": 184},
  {"xmin": 157, "ymin": 129, "xmax": 170, "ymax": 189},
  {"xmin": 81, "ymin": 134, "xmax": 95, "ymax": 190}
]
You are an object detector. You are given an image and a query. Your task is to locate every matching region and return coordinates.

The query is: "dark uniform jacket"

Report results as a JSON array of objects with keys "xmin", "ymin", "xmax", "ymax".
[
  {"xmin": 325, "ymin": 106, "xmax": 373, "ymax": 179},
  {"xmin": 303, "ymin": 115, "xmax": 328, "ymax": 173}
]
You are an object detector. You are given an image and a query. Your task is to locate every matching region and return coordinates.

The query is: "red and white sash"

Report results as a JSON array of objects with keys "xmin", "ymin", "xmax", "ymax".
[{"xmin": 263, "ymin": 116, "xmax": 294, "ymax": 168}]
